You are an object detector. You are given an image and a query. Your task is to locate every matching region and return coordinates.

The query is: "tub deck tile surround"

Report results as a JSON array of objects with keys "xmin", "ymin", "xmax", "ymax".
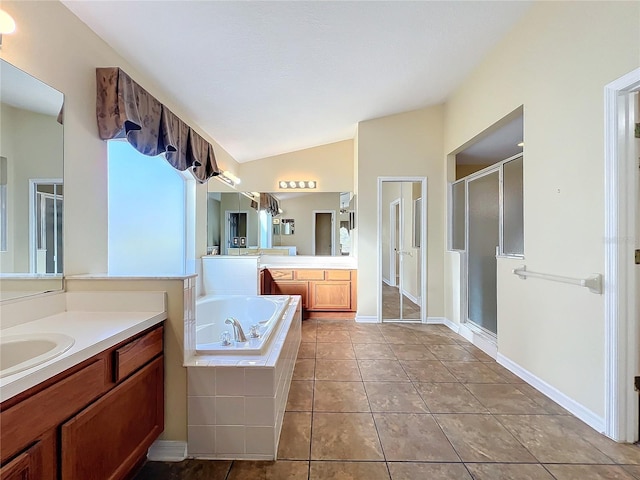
[
  {"xmin": 141, "ymin": 320, "xmax": 640, "ymax": 479},
  {"xmin": 186, "ymin": 297, "xmax": 301, "ymax": 459}
]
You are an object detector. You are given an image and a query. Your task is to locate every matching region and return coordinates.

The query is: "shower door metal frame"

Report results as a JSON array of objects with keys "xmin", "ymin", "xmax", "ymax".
[{"xmin": 377, "ymin": 176, "xmax": 428, "ymax": 323}]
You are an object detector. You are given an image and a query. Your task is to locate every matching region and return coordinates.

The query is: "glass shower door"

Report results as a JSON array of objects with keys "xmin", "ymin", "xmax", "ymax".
[{"xmin": 466, "ymin": 170, "xmax": 499, "ymax": 335}]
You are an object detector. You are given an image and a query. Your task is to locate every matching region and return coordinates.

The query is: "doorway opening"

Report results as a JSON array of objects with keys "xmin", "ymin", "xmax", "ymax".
[
  {"xmin": 313, "ymin": 210, "xmax": 335, "ymax": 256},
  {"xmin": 378, "ymin": 177, "xmax": 427, "ymax": 323}
]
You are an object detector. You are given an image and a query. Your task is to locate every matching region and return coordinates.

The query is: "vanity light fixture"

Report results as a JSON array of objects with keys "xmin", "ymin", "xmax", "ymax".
[
  {"xmin": 278, "ymin": 180, "xmax": 317, "ymax": 189},
  {"xmin": 517, "ymin": 142, "xmax": 524, "ymax": 147},
  {"xmin": 0, "ymin": 9, "xmax": 16, "ymax": 47},
  {"xmin": 217, "ymin": 170, "xmax": 241, "ymax": 187}
]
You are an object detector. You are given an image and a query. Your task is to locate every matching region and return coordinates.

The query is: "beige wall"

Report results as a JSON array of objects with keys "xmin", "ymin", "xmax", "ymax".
[
  {"xmin": 356, "ymin": 106, "xmax": 445, "ymax": 319},
  {"xmin": 239, "ymin": 140, "xmax": 353, "ymax": 192},
  {"xmin": 1, "ymin": 0, "xmax": 238, "ymax": 276},
  {"xmin": 443, "ymin": 1, "xmax": 640, "ymax": 417}
]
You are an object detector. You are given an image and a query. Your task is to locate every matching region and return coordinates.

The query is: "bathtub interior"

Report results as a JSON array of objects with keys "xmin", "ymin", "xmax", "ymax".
[{"xmin": 195, "ymin": 295, "xmax": 290, "ymax": 354}]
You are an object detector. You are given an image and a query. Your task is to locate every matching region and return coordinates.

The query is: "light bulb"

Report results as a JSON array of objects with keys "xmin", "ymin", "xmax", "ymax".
[
  {"xmin": 0, "ymin": 10, "xmax": 16, "ymax": 35},
  {"xmin": 298, "ymin": 181, "xmax": 305, "ymax": 188},
  {"xmin": 308, "ymin": 181, "xmax": 316, "ymax": 188},
  {"xmin": 288, "ymin": 181, "xmax": 296, "ymax": 188},
  {"xmin": 279, "ymin": 181, "xmax": 287, "ymax": 188}
]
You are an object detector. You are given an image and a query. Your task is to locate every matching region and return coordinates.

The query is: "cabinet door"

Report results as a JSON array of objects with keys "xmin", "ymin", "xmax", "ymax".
[
  {"xmin": 0, "ymin": 442, "xmax": 42, "ymax": 480},
  {"xmin": 272, "ymin": 281, "xmax": 308, "ymax": 308},
  {"xmin": 61, "ymin": 357, "xmax": 164, "ymax": 480},
  {"xmin": 308, "ymin": 281, "xmax": 352, "ymax": 310}
]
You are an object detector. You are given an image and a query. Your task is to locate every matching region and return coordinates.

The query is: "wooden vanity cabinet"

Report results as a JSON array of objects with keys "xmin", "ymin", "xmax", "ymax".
[
  {"xmin": 0, "ymin": 324, "xmax": 164, "ymax": 480},
  {"xmin": 263, "ymin": 269, "xmax": 357, "ymax": 318}
]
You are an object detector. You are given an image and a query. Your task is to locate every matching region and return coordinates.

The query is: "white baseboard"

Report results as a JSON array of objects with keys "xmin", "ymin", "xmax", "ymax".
[
  {"xmin": 355, "ymin": 314, "xmax": 379, "ymax": 323},
  {"xmin": 401, "ymin": 289, "xmax": 420, "ymax": 306},
  {"xmin": 147, "ymin": 440, "xmax": 188, "ymax": 462},
  {"xmin": 382, "ymin": 277, "xmax": 392, "ymax": 287},
  {"xmin": 457, "ymin": 323, "xmax": 497, "ymax": 359},
  {"xmin": 497, "ymin": 353, "xmax": 605, "ymax": 434},
  {"xmin": 426, "ymin": 316, "xmax": 460, "ymax": 333}
]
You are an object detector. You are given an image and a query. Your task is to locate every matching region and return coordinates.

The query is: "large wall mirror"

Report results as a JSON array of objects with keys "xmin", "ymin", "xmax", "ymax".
[
  {"xmin": 0, "ymin": 59, "xmax": 64, "ymax": 300},
  {"xmin": 207, "ymin": 181, "xmax": 355, "ymax": 257}
]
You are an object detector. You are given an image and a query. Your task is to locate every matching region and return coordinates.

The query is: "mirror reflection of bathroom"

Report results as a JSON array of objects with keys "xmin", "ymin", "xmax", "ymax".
[
  {"xmin": 207, "ymin": 187, "xmax": 355, "ymax": 256},
  {"xmin": 381, "ymin": 180, "xmax": 424, "ymax": 322}
]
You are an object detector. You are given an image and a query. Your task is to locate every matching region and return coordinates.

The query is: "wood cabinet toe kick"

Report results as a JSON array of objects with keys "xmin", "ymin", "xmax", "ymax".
[{"xmin": 0, "ymin": 323, "xmax": 164, "ymax": 480}]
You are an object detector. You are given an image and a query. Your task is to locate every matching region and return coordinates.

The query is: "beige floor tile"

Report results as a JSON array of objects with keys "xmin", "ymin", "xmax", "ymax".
[
  {"xmin": 460, "ymin": 344, "xmax": 496, "ymax": 362},
  {"xmin": 515, "ymin": 384, "xmax": 570, "ymax": 415},
  {"xmin": 388, "ymin": 343, "xmax": 436, "ymax": 360},
  {"xmin": 416, "ymin": 331, "xmax": 459, "ymax": 345},
  {"xmin": 465, "ymin": 383, "xmax": 551, "ymax": 414},
  {"xmin": 351, "ymin": 331, "xmax": 387, "ymax": 343},
  {"xmin": 415, "ymin": 382, "xmax": 489, "ymax": 413},
  {"xmin": 483, "ymin": 362, "xmax": 526, "ymax": 382},
  {"xmin": 301, "ymin": 324, "xmax": 317, "ymax": 342},
  {"xmin": 388, "ymin": 463, "xmax": 471, "ymax": 480},
  {"xmin": 311, "ymin": 412, "xmax": 384, "ymax": 460},
  {"xmin": 227, "ymin": 460, "xmax": 309, "ymax": 480},
  {"xmin": 313, "ymin": 381, "xmax": 370, "ymax": 412},
  {"xmin": 364, "ymin": 382, "xmax": 429, "ymax": 413},
  {"xmin": 310, "ymin": 461, "xmax": 390, "ymax": 480},
  {"xmin": 315, "ymin": 342, "xmax": 355, "ymax": 359},
  {"xmin": 286, "ymin": 380, "xmax": 314, "ymax": 411},
  {"xmin": 316, "ymin": 330, "xmax": 351, "ymax": 343},
  {"xmin": 316, "ymin": 319, "xmax": 351, "ymax": 330},
  {"xmin": 353, "ymin": 343, "xmax": 396, "ymax": 359},
  {"xmin": 297, "ymin": 342, "xmax": 316, "ymax": 359},
  {"xmin": 374, "ymin": 413, "xmax": 460, "ymax": 462},
  {"xmin": 565, "ymin": 419, "xmax": 640, "ymax": 465},
  {"xmin": 465, "ymin": 463, "xmax": 555, "ymax": 479},
  {"xmin": 545, "ymin": 464, "xmax": 637, "ymax": 479},
  {"xmin": 427, "ymin": 344, "xmax": 480, "ymax": 361},
  {"xmin": 435, "ymin": 413, "xmax": 537, "ymax": 463},
  {"xmin": 441, "ymin": 361, "xmax": 508, "ymax": 383},
  {"xmin": 496, "ymin": 415, "xmax": 615, "ymax": 464},
  {"xmin": 347, "ymin": 323, "xmax": 382, "ymax": 332},
  {"xmin": 358, "ymin": 359, "xmax": 410, "ymax": 382},
  {"xmin": 381, "ymin": 330, "xmax": 422, "ymax": 345},
  {"xmin": 623, "ymin": 465, "xmax": 640, "ymax": 478},
  {"xmin": 277, "ymin": 412, "xmax": 312, "ymax": 460},
  {"xmin": 314, "ymin": 359, "xmax": 362, "ymax": 381},
  {"xmin": 400, "ymin": 360, "xmax": 458, "ymax": 382},
  {"xmin": 292, "ymin": 358, "xmax": 315, "ymax": 381}
]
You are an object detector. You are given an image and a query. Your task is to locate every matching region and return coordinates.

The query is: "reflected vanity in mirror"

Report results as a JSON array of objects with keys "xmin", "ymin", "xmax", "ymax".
[
  {"xmin": 0, "ymin": 59, "xmax": 64, "ymax": 300},
  {"xmin": 207, "ymin": 181, "xmax": 355, "ymax": 256}
]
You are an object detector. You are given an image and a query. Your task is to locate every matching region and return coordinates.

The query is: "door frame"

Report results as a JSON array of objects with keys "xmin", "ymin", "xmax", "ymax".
[
  {"xmin": 604, "ymin": 67, "xmax": 640, "ymax": 442},
  {"xmin": 387, "ymin": 198, "xmax": 401, "ymax": 287},
  {"xmin": 377, "ymin": 176, "xmax": 428, "ymax": 323},
  {"xmin": 225, "ymin": 209, "xmax": 250, "ymax": 254},
  {"xmin": 311, "ymin": 210, "xmax": 335, "ymax": 256},
  {"xmin": 29, "ymin": 178, "xmax": 63, "ymax": 274}
]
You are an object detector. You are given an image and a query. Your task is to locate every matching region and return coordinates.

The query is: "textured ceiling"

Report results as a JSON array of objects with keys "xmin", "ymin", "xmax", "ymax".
[{"xmin": 62, "ymin": 1, "xmax": 532, "ymax": 163}]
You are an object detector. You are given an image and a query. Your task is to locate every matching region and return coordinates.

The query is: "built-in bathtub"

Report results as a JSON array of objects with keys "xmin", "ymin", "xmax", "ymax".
[
  {"xmin": 195, "ymin": 295, "xmax": 289, "ymax": 355},
  {"xmin": 184, "ymin": 292, "xmax": 301, "ymax": 460}
]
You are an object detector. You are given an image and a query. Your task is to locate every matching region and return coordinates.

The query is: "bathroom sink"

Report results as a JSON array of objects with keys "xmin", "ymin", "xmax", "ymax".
[{"xmin": 0, "ymin": 333, "xmax": 75, "ymax": 378}]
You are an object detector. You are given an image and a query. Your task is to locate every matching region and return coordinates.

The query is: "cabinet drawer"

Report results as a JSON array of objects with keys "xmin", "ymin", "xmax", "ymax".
[
  {"xmin": 0, "ymin": 359, "xmax": 106, "ymax": 463},
  {"xmin": 114, "ymin": 326, "xmax": 163, "ymax": 382},
  {"xmin": 269, "ymin": 269, "xmax": 293, "ymax": 280},
  {"xmin": 295, "ymin": 270, "xmax": 325, "ymax": 281},
  {"xmin": 326, "ymin": 270, "xmax": 351, "ymax": 281},
  {"xmin": 0, "ymin": 442, "xmax": 42, "ymax": 480}
]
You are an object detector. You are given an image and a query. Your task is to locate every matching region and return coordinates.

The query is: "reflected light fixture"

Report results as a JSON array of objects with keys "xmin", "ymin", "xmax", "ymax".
[
  {"xmin": 278, "ymin": 180, "xmax": 317, "ymax": 189},
  {"xmin": 517, "ymin": 142, "xmax": 524, "ymax": 147},
  {"xmin": 0, "ymin": 9, "xmax": 16, "ymax": 47}
]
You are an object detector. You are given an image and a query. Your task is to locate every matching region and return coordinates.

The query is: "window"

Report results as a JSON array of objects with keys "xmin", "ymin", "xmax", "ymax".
[{"xmin": 107, "ymin": 140, "xmax": 194, "ymax": 275}]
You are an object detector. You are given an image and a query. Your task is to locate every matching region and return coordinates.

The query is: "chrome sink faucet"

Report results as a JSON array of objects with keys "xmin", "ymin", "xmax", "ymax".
[{"xmin": 225, "ymin": 317, "xmax": 247, "ymax": 342}]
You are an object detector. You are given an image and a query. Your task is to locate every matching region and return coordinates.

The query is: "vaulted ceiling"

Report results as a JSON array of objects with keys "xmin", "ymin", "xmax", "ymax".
[{"xmin": 62, "ymin": 1, "xmax": 532, "ymax": 162}]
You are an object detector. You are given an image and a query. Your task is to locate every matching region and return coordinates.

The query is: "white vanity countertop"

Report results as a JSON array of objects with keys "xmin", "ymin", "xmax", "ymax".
[
  {"xmin": 259, "ymin": 255, "xmax": 357, "ymax": 270},
  {"xmin": 0, "ymin": 292, "xmax": 167, "ymax": 403}
]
